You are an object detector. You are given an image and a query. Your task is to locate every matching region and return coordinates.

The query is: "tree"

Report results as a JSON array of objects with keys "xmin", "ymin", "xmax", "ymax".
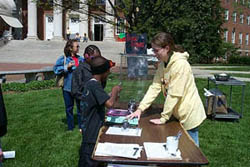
[
  {"xmin": 138, "ymin": 0, "xmax": 224, "ymax": 64},
  {"xmin": 37, "ymin": 0, "xmax": 226, "ymax": 63}
]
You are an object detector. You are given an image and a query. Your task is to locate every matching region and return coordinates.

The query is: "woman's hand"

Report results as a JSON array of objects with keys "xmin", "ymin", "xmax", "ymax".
[
  {"xmin": 68, "ymin": 61, "xmax": 75, "ymax": 68},
  {"xmin": 149, "ymin": 118, "xmax": 164, "ymax": 125},
  {"xmin": 126, "ymin": 109, "xmax": 142, "ymax": 120}
]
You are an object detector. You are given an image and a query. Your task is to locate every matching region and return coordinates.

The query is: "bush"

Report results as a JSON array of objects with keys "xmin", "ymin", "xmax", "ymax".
[
  {"xmin": 1, "ymin": 79, "xmax": 56, "ymax": 92},
  {"xmin": 228, "ymin": 55, "xmax": 250, "ymax": 65}
]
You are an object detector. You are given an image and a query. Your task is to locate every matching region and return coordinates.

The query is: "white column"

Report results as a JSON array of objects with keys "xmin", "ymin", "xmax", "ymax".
[
  {"xmin": 103, "ymin": 0, "xmax": 115, "ymax": 41},
  {"xmin": 79, "ymin": 0, "xmax": 89, "ymax": 38},
  {"xmin": 26, "ymin": 0, "xmax": 37, "ymax": 40},
  {"xmin": 52, "ymin": 0, "xmax": 63, "ymax": 40}
]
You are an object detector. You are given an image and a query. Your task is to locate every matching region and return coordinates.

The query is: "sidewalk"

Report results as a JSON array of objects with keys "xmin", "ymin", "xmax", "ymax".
[
  {"xmin": 0, "ymin": 40, "xmax": 124, "ymax": 64},
  {"xmin": 0, "ymin": 40, "xmax": 124, "ymax": 82},
  {"xmin": 0, "ymin": 40, "xmax": 249, "ymax": 82},
  {"xmin": 192, "ymin": 67, "xmax": 250, "ymax": 82},
  {"xmin": 0, "ymin": 63, "xmax": 53, "ymax": 71},
  {"xmin": 0, "ymin": 63, "xmax": 54, "ymax": 82}
]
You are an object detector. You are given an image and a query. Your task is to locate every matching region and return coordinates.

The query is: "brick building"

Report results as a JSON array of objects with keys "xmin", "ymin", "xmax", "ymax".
[
  {"xmin": 3, "ymin": 0, "xmax": 250, "ymax": 52},
  {"xmin": 0, "ymin": 0, "xmax": 125, "ymax": 42},
  {"xmin": 222, "ymin": 0, "xmax": 250, "ymax": 56}
]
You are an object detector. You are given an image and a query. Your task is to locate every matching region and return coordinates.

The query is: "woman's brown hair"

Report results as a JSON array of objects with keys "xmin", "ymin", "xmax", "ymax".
[
  {"xmin": 151, "ymin": 32, "xmax": 184, "ymax": 53},
  {"xmin": 64, "ymin": 39, "xmax": 78, "ymax": 57}
]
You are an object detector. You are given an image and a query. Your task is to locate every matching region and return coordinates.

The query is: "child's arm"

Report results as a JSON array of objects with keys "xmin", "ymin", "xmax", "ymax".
[{"xmin": 105, "ymin": 85, "xmax": 122, "ymax": 108}]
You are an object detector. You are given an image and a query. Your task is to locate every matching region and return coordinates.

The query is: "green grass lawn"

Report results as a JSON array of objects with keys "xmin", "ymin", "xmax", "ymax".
[{"xmin": 1, "ymin": 77, "xmax": 250, "ymax": 166}]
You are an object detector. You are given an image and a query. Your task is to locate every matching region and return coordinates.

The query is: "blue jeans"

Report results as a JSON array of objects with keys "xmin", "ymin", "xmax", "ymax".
[
  {"xmin": 62, "ymin": 90, "xmax": 81, "ymax": 130},
  {"xmin": 187, "ymin": 127, "xmax": 199, "ymax": 146}
]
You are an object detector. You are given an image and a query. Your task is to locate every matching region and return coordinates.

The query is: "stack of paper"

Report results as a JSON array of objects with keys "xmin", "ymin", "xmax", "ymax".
[
  {"xmin": 143, "ymin": 142, "xmax": 182, "ymax": 160},
  {"xmin": 95, "ymin": 142, "xmax": 142, "ymax": 159},
  {"xmin": 3, "ymin": 151, "xmax": 15, "ymax": 159},
  {"xmin": 106, "ymin": 126, "xmax": 142, "ymax": 136}
]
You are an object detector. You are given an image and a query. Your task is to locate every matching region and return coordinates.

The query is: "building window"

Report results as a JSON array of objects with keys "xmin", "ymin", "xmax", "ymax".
[
  {"xmin": 94, "ymin": 16, "xmax": 105, "ymax": 23},
  {"xmin": 71, "ymin": 17, "xmax": 79, "ymax": 23},
  {"xmin": 240, "ymin": 14, "xmax": 244, "ymax": 23},
  {"xmin": 233, "ymin": 12, "xmax": 237, "ymax": 23},
  {"xmin": 224, "ymin": 30, "xmax": 228, "ymax": 42},
  {"xmin": 96, "ymin": 0, "xmax": 105, "ymax": 5},
  {"xmin": 232, "ymin": 31, "xmax": 236, "ymax": 44},
  {"xmin": 71, "ymin": 0, "xmax": 80, "ymax": 10},
  {"xmin": 246, "ymin": 33, "xmax": 249, "ymax": 45},
  {"xmin": 246, "ymin": 52, "xmax": 249, "ymax": 56},
  {"xmin": 247, "ymin": 16, "xmax": 250, "ymax": 25},
  {"xmin": 116, "ymin": 18, "xmax": 125, "ymax": 35},
  {"xmin": 48, "ymin": 0, "xmax": 53, "ymax": 5},
  {"xmin": 239, "ymin": 32, "xmax": 243, "ymax": 44},
  {"xmin": 48, "ymin": 16, "xmax": 53, "ymax": 23},
  {"xmin": 225, "ymin": 10, "xmax": 229, "ymax": 20}
]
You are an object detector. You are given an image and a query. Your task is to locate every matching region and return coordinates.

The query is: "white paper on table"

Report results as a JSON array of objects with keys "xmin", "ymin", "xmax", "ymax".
[
  {"xmin": 105, "ymin": 126, "xmax": 142, "ymax": 137},
  {"xmin": 107, "ymin": 164, "xmax": 157, "ymax": 167},
  {"xmin": 143, "ymin": 142, "xmax": 182, "ymax": 160},
  {"xmin": 3, "ymin": 151, "xmax": 15, "ymax": 159},
  {"xmin": 95, "ymin": 142, "xmax": 142, "ymax": 159}
]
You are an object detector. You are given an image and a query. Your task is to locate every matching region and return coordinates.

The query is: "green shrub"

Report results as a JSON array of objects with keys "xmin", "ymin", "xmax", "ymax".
[
  {"xmin": 228, "ymin": 55, "xmax": 250, "ymax": 65},
  {"xmin": 1, "ymin": 79, "xmax": 56, "ymax": 92}
]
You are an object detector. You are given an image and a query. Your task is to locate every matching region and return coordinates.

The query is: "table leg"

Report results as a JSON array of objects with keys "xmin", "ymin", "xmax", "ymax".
[
  {"xmin": 229, "ymin": 85, "xmax": 232, "ymax": 108},
  {"xmin": 241, "ymin": 85, "xmax": 245, "ymax": 118},
  {"xmin": 207, "ymin": 78, "xmax": 210, "ymax": 89}
]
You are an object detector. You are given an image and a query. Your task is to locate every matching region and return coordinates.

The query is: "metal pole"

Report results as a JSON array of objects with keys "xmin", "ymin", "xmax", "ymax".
[
  {"xmin": 119, "ymin": 53, "xmax": 123, "ymax": 83},
  {"xmin": 229, "ymin": 85, "xmax": 232, "ymax": 108},
  {"xmin": 241, "ymin": 85, "xmax": 245, "ymax": 118}
]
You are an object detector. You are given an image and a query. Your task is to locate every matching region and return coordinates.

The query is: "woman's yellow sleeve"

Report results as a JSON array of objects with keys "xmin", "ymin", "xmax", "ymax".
[
  {"xmin": 138, "ymin": 64, "xmax": 163, "ymax": 112},
  {"xmin": 160, "ymin": 95, "xmax": 180, "ymax": 123}
]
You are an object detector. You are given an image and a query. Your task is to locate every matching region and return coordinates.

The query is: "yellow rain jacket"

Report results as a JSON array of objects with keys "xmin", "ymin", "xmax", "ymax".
[{"xmin": 138, "ymin": 51, "xmax": 206, "ymax": 130}]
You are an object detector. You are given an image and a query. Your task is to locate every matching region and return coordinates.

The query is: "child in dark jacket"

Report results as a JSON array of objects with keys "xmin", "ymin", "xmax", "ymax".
[
  {"xmin": 78, "ymin": 56, "xmax": 121, "ymax": 167},
  {"xmin": 71, "ymin": 45, "xmax": 103, "ymax": 101}
]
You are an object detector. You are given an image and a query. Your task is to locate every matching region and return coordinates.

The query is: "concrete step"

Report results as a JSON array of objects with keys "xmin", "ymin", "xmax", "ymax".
[{"xmin": 0, "ymin": 40, "xmax": 125, "ymax": 64}]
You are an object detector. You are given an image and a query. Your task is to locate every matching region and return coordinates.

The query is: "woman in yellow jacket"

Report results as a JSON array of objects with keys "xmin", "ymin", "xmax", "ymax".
[{"xmin": 128, "ymin": 32, "xmax": 206, "ymax": 146}]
